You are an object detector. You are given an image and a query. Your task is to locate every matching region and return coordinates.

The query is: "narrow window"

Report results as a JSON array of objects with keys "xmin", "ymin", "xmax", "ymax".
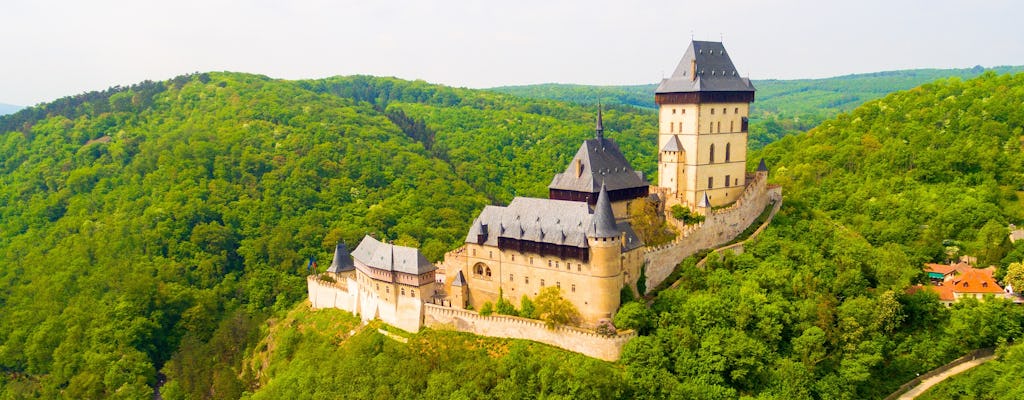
[
  {"xmin": 526, "ymin": 276, "xmax": 530, "ymax": 284},
  {"xmin": 725, "ymin": 143, "xmax": 731, "ymax": 162},
  {"xmin": 511, "ymin": 254, "xmax": 515, "ymax": 262},
  {"xmin": 529, "ymin": 257, "xmax": 534, "ymax": 265},
  {"xmin": 472, "ymin": 249, "xmax": 476, "ymax": 256},
  {"xmin": 709, "ymin": 144, "xmax": 715, "ymax": 163},
  {"xmin": 555, "ymin": 261, "xmax": 559, "ymax": 268},
  {"xmin": 711, "ymin": 108, "xmax": 715, "ymax": 115},
  {"xmin": 708, "ymin": 177, "xmax": 713, "ymax": 189},
  {"xmin": 730, "ymin": 121, "xmax": 734, "ymax": 132},
  {"xmin": 510, "ymin": 274, "xmax": 514, "ymax": 281},
  {"xmin": 577, "ymin": 264, "xmax": 582, "ymax": 271},
  {"xmin": 722, "ymin": 107, "xmax": 727, "ymax": 114},
  {"xmin": 548, "ymin": 260, "xmax": 552, "ymax": 267},
  {"xmin": 556, "ymin": 282, "xmax": 561, "ymax": 289},
  {"xmin": 571, "ymin": 284, "xmax": 576, "ymax": 293},
  {"xmin": 734, "ymin": 107, "xmax": 739, "ymax": 114},
  {"xmin": 682, "ymin": 109, "xmax": 686, "ymax": 114},
  {"xmin": 411, "ymin": 290, "xmax": 415, "ymax": 297},
  {"xmin": 725, "ymin": 175, "xmax": 731, "ymax": 187},
  {"xmin": 489, "ymin": 251, "xmax": 493, "ymax": 259},
  {"xmin": 672, "ymin": 108, "xmax": 677, "ymax": 114},
  {"xmin": 670, "ymin": 121, "xmax": 675, "ymax": 133},
  {"xmin": 717, "ymin": 121, "xmax": 721, "ymax": 133},
  {"xmin": 710, "ymin": 122, "xmax": 714, "ymax": 132},
  {"xmin": 401, "ymin": 287, "xmax": 406, "ymax": 296},
  {"xmin": 541, "ymin": 279, "xmax": 545, "ymax": 287},
  {"xmin": 735, "ymin": 178, "xmax": 739, "ymax": 186}
]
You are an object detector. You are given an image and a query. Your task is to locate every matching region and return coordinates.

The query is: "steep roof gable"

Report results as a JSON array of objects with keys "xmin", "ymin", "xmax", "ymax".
[{"xmin": 656, "ymin": 40, "xmax": 756, "ymax": 94}]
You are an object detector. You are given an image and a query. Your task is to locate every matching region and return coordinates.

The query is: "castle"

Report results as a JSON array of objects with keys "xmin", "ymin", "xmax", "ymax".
[{"xmin": 308, "ymin": 40, "xmax": 781, "ymax": 359}]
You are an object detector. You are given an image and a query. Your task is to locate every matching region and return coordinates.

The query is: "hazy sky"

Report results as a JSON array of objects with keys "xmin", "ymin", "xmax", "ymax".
[{"xmin": 2, "ymin": 0, "xmax": 1022, "ymax": 106}]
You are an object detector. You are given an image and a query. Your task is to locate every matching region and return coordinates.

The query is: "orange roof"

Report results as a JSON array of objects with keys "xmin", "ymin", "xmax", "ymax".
[{"xmin": 949, "ymin": 269, "xmax": 1004, "ymax": 294}]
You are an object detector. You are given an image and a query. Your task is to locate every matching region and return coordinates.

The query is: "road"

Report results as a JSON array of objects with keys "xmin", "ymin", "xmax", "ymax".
[{"xmin": 897, "ymin": 354, "xmax": 996, "ymax": 399}]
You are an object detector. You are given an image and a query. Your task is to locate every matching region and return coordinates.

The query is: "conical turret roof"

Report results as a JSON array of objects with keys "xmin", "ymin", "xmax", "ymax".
[
  {"xmin": 588, "ymin": 183, "xmax": 618, "ymax": 238},
  {"xmin": 327, "ymin": 242, "xmax": 354, "ymax": 273},
  {"xmin": 697, "ymin": 192, "xmax": 712, "ymax": 208},
  {"xmin": 757, "ymin": 158, "xmax": 768, "ymax": 172}
]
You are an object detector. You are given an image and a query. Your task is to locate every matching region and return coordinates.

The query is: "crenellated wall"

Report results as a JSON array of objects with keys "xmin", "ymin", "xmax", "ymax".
[
  {"xmin": 643, "ymin": 172, "xmax": 781, "ymax": 292},
  {"xmin": 422, "ymin": 303, "xmax": 635, "ymax": 361}
]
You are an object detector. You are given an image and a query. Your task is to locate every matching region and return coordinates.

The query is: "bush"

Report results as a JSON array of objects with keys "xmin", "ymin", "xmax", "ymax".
[
  {"xmin": 479, "ymin": 301, "xmax": 494, "ymax": 316},
  {"xmin": 520, "ymin": 296, "xmax": 538, "ymax": 319},
  {"xmin": 670, "ymin": 204, "xmax": 705, "ymax": 225},
  {"xmin": 496, "ymin": 293, "xmax": 518, "ymax": 316},
  {"xmin": 534, "ymin": 287, "xmax": 581, "ymax": 328}
]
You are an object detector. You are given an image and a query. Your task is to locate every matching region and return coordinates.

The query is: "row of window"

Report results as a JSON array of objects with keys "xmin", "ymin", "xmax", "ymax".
[
  {"xmin": 707, "ymin": 175, "xmax": 740, "ymax": 189},
  {"xmin": 709, "ymin": 143, "xmax": 731, "ymax": 163},
  {"xmin": 507, "ymin": 274, "xmax": 577, "ymax": 293},
  {"xmin": 669, "ymin": 107, "xmax": 741, "ymax": 115},
  {"xmin": 472, "ymin": 249, "xmax": 584, "ymax": 272},
  {"xmin": 669, "ymin": 119, "xmax": 743, "ymax": 134},
  {"xmin": 359, "ymin": 273, "xmax": 417, "ymax": 297}
]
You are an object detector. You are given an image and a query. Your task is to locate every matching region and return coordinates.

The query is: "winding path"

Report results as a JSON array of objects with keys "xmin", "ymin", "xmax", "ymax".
[{"xmin": 896, "ymin": 353, "xmax": 996, "ymax": 399}]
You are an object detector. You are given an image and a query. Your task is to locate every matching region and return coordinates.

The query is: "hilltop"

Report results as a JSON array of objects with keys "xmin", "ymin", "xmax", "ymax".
[
  {"xmin": 0, "ymin": 103, "xmax": 22, "ymax": 116},
  {"xmin": 1, "ymin": 70, "xmax": 1024, "ymax": 399}
]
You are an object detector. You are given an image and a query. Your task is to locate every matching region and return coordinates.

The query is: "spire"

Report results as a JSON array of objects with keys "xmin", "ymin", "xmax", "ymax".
[
  {"xmin": 588, "ymin": 183, "xmax": 618, "ymax": 238},
  {"xmin": 595, "ymin": 104, "xmax": 604, "ymax": 141},
  {"xmin": 757, "ymin": 158, "xmax": 768, "ymax": 172},
  {"xmin": 327, "ymin": 242, "xmax": 354, "ymax": 273}
]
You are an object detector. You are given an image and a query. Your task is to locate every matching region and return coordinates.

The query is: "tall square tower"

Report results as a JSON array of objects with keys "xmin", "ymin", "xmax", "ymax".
[{"xmin": 655, "ymin": 41, "xmax": 755, "ymax": 208}]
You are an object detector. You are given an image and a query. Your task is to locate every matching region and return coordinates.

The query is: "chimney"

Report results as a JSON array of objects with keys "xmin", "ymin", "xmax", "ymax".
[{"xmin": 690, "ymin": 59, "xmax": 697, "ymax": 82}]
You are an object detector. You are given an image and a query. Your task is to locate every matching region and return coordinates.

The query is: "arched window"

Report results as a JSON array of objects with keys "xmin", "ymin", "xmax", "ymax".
[
  {"xmin": 473, "ymin": 262, "xmax": 492, "ymax": 279},
  {"xmin": 725, "ymin": 143, "xmax": 731, "ymax": 162},
  {"xmin": 709, "ymin": 144, "xmax": 715, "ymax": 163}
]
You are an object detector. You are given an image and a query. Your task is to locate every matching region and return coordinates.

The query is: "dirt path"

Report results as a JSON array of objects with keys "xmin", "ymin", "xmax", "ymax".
[{"xmin": 897, "ymin": 354, "xmax": 996, "ymax": 399}]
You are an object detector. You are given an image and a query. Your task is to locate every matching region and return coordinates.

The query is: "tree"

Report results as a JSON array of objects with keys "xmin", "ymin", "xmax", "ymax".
[
  {"xmin": 628, "ymin": 199, "xmax": 675, "ymax": 246},
  {"xmin": 613, "ymin": 302, "xmax": 653, "ymax": 334},
  {"xmin": 533, "ymin": 287, "xmax": 580, "ymax": 328},
  {"xmin": 1005, "ymin": 262, "xmax": 1024, "ymax": 294}
]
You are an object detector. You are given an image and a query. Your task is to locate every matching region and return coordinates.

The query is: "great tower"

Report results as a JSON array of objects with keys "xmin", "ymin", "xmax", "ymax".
[{"xmin": 655, "ymin": 41, "xmax": 755, "ymax": 208}]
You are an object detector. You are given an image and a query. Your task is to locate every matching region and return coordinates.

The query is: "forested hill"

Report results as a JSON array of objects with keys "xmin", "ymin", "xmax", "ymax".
[
  {"xmin": 0, "ymin": 72, "xmax": 655, "ymax": 398},
  {"xmin": 237, "ymin": 72, "xmax": 1024, "ymax": 400},
  {"xmin": 492, "ymin": 66, "xmax": 1024, "ymax": 147}
]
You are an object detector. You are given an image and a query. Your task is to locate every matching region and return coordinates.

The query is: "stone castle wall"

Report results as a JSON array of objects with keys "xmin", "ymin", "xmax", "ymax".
[
  {"xmin": 307, "ymin": 276, "xmax": 424, "ymax": 333},
  {"xmin": 643, "ymin": 172, "xmax": 781, "ymax": 292},
  {"xmin": 422, "ymin": 303, "xmax": 635, "ymax": 361}
]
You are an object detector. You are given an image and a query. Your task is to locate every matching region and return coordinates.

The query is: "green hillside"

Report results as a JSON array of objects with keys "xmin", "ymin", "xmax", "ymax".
[
  {"xmin": 0, "ymin": 73, "xmax": 655, "ymax": 398},
  {"xmin": 491, "ymin": 66, "xmax": 1024, "ymax": 148},
  {"xmin": 3, "ymin": 70, "xmax": 1024, "ymax": 399}
]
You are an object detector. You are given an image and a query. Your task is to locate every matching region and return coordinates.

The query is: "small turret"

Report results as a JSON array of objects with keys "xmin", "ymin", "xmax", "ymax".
[
  {"xmin": 588, "ymin": 183, "xmax": 618, "ymax": 238},
  {"xmin": 757, "ymin": 158, "xmax": 768, "ymax": 173},
  {"xmin": 326, "ymin": 242, "xmax": 354, "ymax": 274},
  {"xmin": 451, "ymin": 270, "xmax": 468, "ymax": 309},
  {"xmin": 696, "ymin": 191, "xmax": 712, "ymax": 215}
]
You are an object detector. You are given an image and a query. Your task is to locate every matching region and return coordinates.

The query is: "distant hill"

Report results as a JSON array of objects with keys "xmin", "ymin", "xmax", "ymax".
[
  {"xmin": 491, "ymin": 66, "xmax": 1024, "ymax": 147},
  {"xmin": 0, "ymin": 103, "xmax": 22, "ymax": 115}
]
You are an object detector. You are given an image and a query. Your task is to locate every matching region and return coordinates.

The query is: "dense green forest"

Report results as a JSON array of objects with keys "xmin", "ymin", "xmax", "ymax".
[
  {"xmin": 492, "ymin": 66, "xmax": 1024, "ymax": 147},
  {"xmin": 2, "ymin": 69, "xmax": 1024, "ymax": 399}
]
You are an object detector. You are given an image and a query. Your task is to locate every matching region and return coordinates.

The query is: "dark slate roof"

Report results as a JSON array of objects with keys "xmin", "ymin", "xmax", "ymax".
[
  {"xmin": 351, "ymin": 235, "xmax": 435, "ymax": 275},
  {"xmin": 617, "ymin": 222, "xmax": 644, "ymax": 252},
  {"xmin": 588, "ymin": 184, "xmax": 618, "ymax": 238},
  {"xmin": 452, "ymin": 270, "xmax": 467, "ymax": 287},
  {"xmin": 757, "ymin": 158, "xmax": 768, "ymax": 172},
  {"xmin": 466, "ymin": 198, "xmax": 593, "ymax": 248},
  {"xmin": 549, "ymin": 137, "xmax": 648, "ymax": 193},
  {"xmin": 326, "ymin": 242, "xmax": 354, "ymax": 273},
  {"xmin": 661, "ymin": 135, "xmax": 683, "ymax": 152},
  {"xmin": 656, "ymin": 41, "xmax": 756, "ymax": 94}
]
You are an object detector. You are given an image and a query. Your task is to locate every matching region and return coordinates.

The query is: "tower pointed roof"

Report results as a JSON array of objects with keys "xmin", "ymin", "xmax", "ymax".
[
  {"xmin": 327, "ymin": 242, "xmax": 354, "ymax": 273},
  {"xmin": 452, "ymin": 270, "xmax": 467, "ymax": 287},
  {"xmin": 656, "ymin": 41, "xmax": 755, "ymax": 94},
  {"xmin": 757, "ymin": 158, "xmax": 768, "ymax": 172},
  {"xmin": 697, "ymin": 191, "xmax": 712, "ymax": 208},
  {"xmin": 595, "ymin": 105, "xmax": 605, "ymax": 141},
  {"xmin": 588, "ymin": 183, "xmax": 619, "ymax": 238},
  {"xmin": 661, "ymin": 135, "xmax": 683, "ymax": 152}
]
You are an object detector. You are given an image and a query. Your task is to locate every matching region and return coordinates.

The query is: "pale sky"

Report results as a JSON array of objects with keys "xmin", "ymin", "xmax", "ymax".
[{"xmin": 2, "ymin": 0, "xmax": 1022, "ymax": 106}]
